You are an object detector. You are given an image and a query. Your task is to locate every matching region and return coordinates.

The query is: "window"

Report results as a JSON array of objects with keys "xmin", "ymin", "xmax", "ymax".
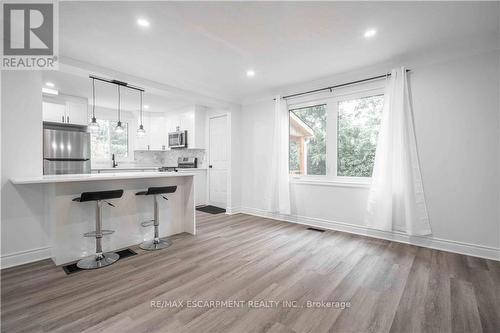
[
  {"xmin": 337, "ymin": 95, "xmax": 383, "ymax": 177},
  {"xmin": 288, "ymin": 85, "xmax": 383, "ymax": 182},
  {"xmin": 289, "ymin": 104, "xmax": 326, "ymax": 175},
  {"xmin": 91, "ymin": 119, "xmax": 128, "ymax": 160}
]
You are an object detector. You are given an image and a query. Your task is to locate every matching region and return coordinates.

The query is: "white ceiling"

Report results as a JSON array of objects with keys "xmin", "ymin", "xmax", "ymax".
[
  {"xmin": 59, "ymin": 1, "xmax": 499, "ymax": 103},
  {"xmin": 42, "ymin": 70, "xmax": 191, "ymax": 113}
]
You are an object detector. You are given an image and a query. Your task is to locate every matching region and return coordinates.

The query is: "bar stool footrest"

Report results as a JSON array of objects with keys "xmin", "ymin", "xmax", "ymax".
[{"xmin": 84, "ymin": 230, "xmax": 114, "ymax": 237}]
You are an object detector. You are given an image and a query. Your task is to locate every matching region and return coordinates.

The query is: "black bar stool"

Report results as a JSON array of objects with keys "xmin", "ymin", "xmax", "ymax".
[
  {"xmin": 72, "ymin": 189, "xmax": 124, "ymax": 269},
  {"xmin": 136, "ymin": 186, "xmax": 177, "ymax": 251}
]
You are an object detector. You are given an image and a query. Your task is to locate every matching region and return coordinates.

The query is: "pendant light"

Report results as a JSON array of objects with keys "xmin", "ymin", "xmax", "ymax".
[
  {"xmin": 115, "ymin": 85, "xmax": 124, "ymax": 133},
  {"xmin": 88, "ymin": 78, "xmax": 100, "ymax": 132},
  {"xmin": 137, "ymin": 90, "xmax": 146, "ymax": 137}
]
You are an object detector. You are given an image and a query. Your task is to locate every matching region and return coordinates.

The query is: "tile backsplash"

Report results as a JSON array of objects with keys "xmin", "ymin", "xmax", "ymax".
[{"xmin": 134, "ymin": 149, "xmax": 206, "ymax": 168}]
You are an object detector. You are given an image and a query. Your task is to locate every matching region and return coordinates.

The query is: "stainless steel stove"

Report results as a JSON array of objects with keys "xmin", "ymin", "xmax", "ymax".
[{"xmin": 158, "ymin": 166, "xmax": 177, "ymax": 172}]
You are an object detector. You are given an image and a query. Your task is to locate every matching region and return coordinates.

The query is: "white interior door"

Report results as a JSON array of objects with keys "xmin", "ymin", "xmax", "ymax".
[{"xmin": 208, "ymin": 115, "xmax": 228, "ymax": 208}]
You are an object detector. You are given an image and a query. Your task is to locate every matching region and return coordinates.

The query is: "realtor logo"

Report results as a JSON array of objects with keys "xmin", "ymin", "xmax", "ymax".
[{"xmin": 2, "ymin": 2, "xmax": 58, "ymax": 69}]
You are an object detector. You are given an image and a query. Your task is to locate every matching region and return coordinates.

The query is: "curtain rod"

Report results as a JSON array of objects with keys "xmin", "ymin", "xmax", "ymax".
[
  {"xmin": 89, "ymin": 75, "xmax": 145, "ymax": 92},
  {"xmin": 276, "ymin": 69, "xmax": 411, "ymax": 100}
]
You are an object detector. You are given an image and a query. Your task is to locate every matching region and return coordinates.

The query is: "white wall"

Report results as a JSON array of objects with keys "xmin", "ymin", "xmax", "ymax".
[
  {"xmin": 240, "ymin": 50, "xmax": 500, "ymax": 259},
  {"xmin": 1, "ymin": 71, "xmax": 51, "ymax": 267},
  {"xmin": 230, "ymin": 106, "xmax": 242, "ymax": 212}
]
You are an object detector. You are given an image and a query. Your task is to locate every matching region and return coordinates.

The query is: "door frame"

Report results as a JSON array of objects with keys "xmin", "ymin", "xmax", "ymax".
[{"xmin": 207, "ymin": 112, "xmax": 231, "ymax": 210}]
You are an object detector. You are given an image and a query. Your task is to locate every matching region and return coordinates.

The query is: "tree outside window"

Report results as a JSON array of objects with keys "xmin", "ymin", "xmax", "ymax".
[
  {"xmin": 337, "ymin": 95, "xmax": 383, "ymax": 177},
  {"xmin": 289, "ymin": 104, "xmax": 327, "ymax": 175},
  {"xmin": 90, "ymin": 119, "xmax": 128, "ymax": 160}
]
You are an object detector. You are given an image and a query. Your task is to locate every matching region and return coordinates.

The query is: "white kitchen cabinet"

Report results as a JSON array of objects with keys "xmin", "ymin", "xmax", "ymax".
[
  {"xmin": 42, "ymin": 95, "xmax": 88, "ymax": 125},
  {"xmin": 166, "ymin": 105, "xmax": 206, "ymax": 149},
  {"xmin": 179, "ymin": 112, "xmax": 194, "ymax": 146},
  {"xmin": 193, "ymin": 106, "xmax": 206, "ymax": 149},
  {"xmin": 135, "ymin": 112, "xmax": 151, "ymax": 150},
  {"xmin": 149, "ymin": 113, "xmax": 167, "ymax": 150},
  {"xmin": 134, "ymin": 105, "xmax": 206, "ymax": 151},
  {"xmin": 43, "ymin": 101, "xmax": 66, "ymax": 123},
  {"xmin": 135, "ymin": 112, "xmax": 168, "ymax": 151},
  {"xmin": 65, "ymin": 102, "xmax": 88, "ymax": 125}
]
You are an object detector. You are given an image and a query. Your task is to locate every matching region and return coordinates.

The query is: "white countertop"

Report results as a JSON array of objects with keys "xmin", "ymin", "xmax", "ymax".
[
  {"xmin": 91, "ymin": 166, "xmax": 159, "ymax": 171},
  {"xmin": 177, "ymin": 168, "xmax": 207, "ymax": 171},
  {"xmin": 91, "ymin": 166, "xmax": 207, "ymax": 171},
  {"xmin": 11, "ymin": 171, "xmax": 195, "ymax": 184}
]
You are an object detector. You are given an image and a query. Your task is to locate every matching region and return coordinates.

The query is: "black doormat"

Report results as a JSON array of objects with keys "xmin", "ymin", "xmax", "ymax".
[
  {"xmin": 62, "ymin": 248, "xmax": 137, "ymax": 275},
  {"xmin": 196, "ymin": 205, "xmax": 226, "ymax": 214}
]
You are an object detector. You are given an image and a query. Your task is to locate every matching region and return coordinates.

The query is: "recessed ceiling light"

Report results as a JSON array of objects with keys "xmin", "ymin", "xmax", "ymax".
[
  {"xmin": 137, "ymin": 18, "xmax": 150, "ymax": 28},
  {"xmin": 42, "ymin": 87, "xmax": 58, "ymax": 95},
  {"xmin": 246, "ymin": 70, "xmax": 255, "ymax": 78},
  {"xmin": 143, "ymin": 105, "xmax": 149, "ymax": 110},
  {"xmin": 45, "ymin": 82, "xmax": 55, "ymax": 87},
  {"xmin": 364, "ymin": 29, "xmax": 377, "ymax": 38}
]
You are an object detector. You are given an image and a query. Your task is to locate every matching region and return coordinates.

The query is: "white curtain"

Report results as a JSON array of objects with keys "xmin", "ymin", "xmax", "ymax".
[
  {"xmin": 366, "ymin": 67, "xmax": 431, "ymax": 235},
  {"xmin": 266, "ymin": 96, "xmax": 291, "ymax": 215}
]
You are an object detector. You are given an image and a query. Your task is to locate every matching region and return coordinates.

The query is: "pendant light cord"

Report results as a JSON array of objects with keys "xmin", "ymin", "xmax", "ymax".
[
  {"xmin": 92, "ymin": 78, "xmax": 96, "ymax": 118},
  {"xmin": 140, "ymin": 91, "xmax": 143, "ymax": 125},
  {"xmin": 117, "ymin": 85, "xmax": 121, "ymax": 122}
]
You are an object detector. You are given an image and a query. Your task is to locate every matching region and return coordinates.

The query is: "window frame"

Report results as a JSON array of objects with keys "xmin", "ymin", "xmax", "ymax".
[
  {"xmin": 90, "ymin": 114, "xmax": 135, "ymax": 164},
  {"xmin": 288, "ymin": 81, "xmax": 384, "ymax": 187}
]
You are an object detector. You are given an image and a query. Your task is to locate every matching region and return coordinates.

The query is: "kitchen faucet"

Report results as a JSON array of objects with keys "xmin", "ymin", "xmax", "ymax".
[{"xmin": 112, "ymin": 154, "xmax": 118, "ymax": 168}]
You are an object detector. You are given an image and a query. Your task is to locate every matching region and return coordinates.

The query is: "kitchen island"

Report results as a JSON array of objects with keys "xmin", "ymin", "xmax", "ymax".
[{"xmin": 11, "ymin": 172, "xmax": 196, "ymax": 265}]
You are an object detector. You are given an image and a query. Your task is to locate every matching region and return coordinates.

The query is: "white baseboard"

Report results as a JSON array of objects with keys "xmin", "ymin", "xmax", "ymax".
[
  {"xmin": 2, "ymin": 208, "xmax": 497, "ymax": 268},
  {"xmin": 240, "ymin": 207, "xmax": 500, "ymax": 261},
  {"xmin": 226, "ymin": 206, "xmax": 242, "ymax": 215},
  {"xmin": 0, "ymin": 247, "xmax": 51, "ymax": 269}
]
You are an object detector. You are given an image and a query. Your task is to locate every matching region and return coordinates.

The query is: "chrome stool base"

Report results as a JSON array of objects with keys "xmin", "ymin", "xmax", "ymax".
[
  {"xmin": 140, "ymin": 239, "xmax": 172, "ymax": 251},
  {"xmin": 77, "ymin": 252, "xmax": 120, "ymax": 269}
]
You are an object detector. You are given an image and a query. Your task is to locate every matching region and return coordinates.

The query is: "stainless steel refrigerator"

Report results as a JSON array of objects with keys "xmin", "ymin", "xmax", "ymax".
[{"xmin": 43, "ymin": 123, "xmax": 91, "ymax": 175}]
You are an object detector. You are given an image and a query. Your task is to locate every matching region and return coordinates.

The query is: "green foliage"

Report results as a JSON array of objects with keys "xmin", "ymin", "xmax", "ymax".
[
  {"xmin": 289, "ymin": 141, "xmax": 300, "ymax": 172},
  {"xmin": 337, "ymin": 95, "xmax": 383, "ymax": 177},
  {"xmin": 288, "ymin": 95, "xmax": 383, "ymax": 178},
  {"xmin": 91, "ymin": 119, "xmax": 128, "ymax": 160},
  {"xmin": 290, "ymin": 105, "xmax": 327, "ymax": 175}
]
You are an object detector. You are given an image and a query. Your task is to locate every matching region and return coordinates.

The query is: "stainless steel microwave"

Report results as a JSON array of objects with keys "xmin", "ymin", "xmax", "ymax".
[{"xmin": 168, "ymin": 130, "xmax": 187, "ymax": 149}]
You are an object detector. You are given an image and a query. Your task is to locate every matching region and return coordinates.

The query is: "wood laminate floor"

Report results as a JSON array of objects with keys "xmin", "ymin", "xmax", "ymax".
[{"xmin": 1, "ymin": 212, "xmax": 499, "ymax": 333}]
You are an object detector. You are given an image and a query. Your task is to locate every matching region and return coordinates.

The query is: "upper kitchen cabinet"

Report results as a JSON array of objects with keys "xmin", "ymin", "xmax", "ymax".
[
  {"xmin": 42, "ymin": 95, "xmax": 88, "ymax": 126},
  {"xmin": 65, "ymin": 101, "xmax": 88, "ymax": 125},
  {"xmin": 149, "ymin": 113, "xmax": 167, "ymax": 150},
  {"xmin": 42, "ymin": 101, "xmax": 66, "ymax": 123},
  {"xmin": 168, "ymin": 105, "xmax": 206, "ymax": 149},
  {"xmin": 193, "ymin": 106, "xmax": 207, "ymax": 149},
  {"xmin": 134, "ymin": 105, "xmax": 207, "ymax": 151},
  {"xmin": 135, "ymin": 112, "xmax": 168, "ymax": 151}
]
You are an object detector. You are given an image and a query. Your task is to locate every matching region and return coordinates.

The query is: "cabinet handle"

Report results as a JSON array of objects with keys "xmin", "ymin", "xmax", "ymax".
[
  {"xmin": 62, "ymin": 115, "xmax": 65, "ymax": 123},
  {"xmin": 67, "ymin": 116, "xmax": 70, "ymax": 123}
]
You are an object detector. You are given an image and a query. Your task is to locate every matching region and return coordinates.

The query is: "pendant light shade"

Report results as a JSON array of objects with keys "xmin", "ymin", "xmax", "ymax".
[
  {"xmin": 137, "ymin": 90, "xmax": 146, "ymax": 137},
  {"xmin": 88, "ymin": 75, "xmax": 146, "ymax": 136},
  {"xmin": 115, "ymin": 121, "xmax": 124, "ymax": 133},
  {"xmin": 115, "ymin": 85, "xmax": 124, "ymax": 133},
  {"xmin": 137, "ymin": 124, "xmax": 146, "ymax": 137},
  {"xmin": 88, "ymin": 78, "xmax": 100, "ymax": 133},
  {"xmin": 89, "ymin": 116, "xmax": 99, "ymax": 132}
]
